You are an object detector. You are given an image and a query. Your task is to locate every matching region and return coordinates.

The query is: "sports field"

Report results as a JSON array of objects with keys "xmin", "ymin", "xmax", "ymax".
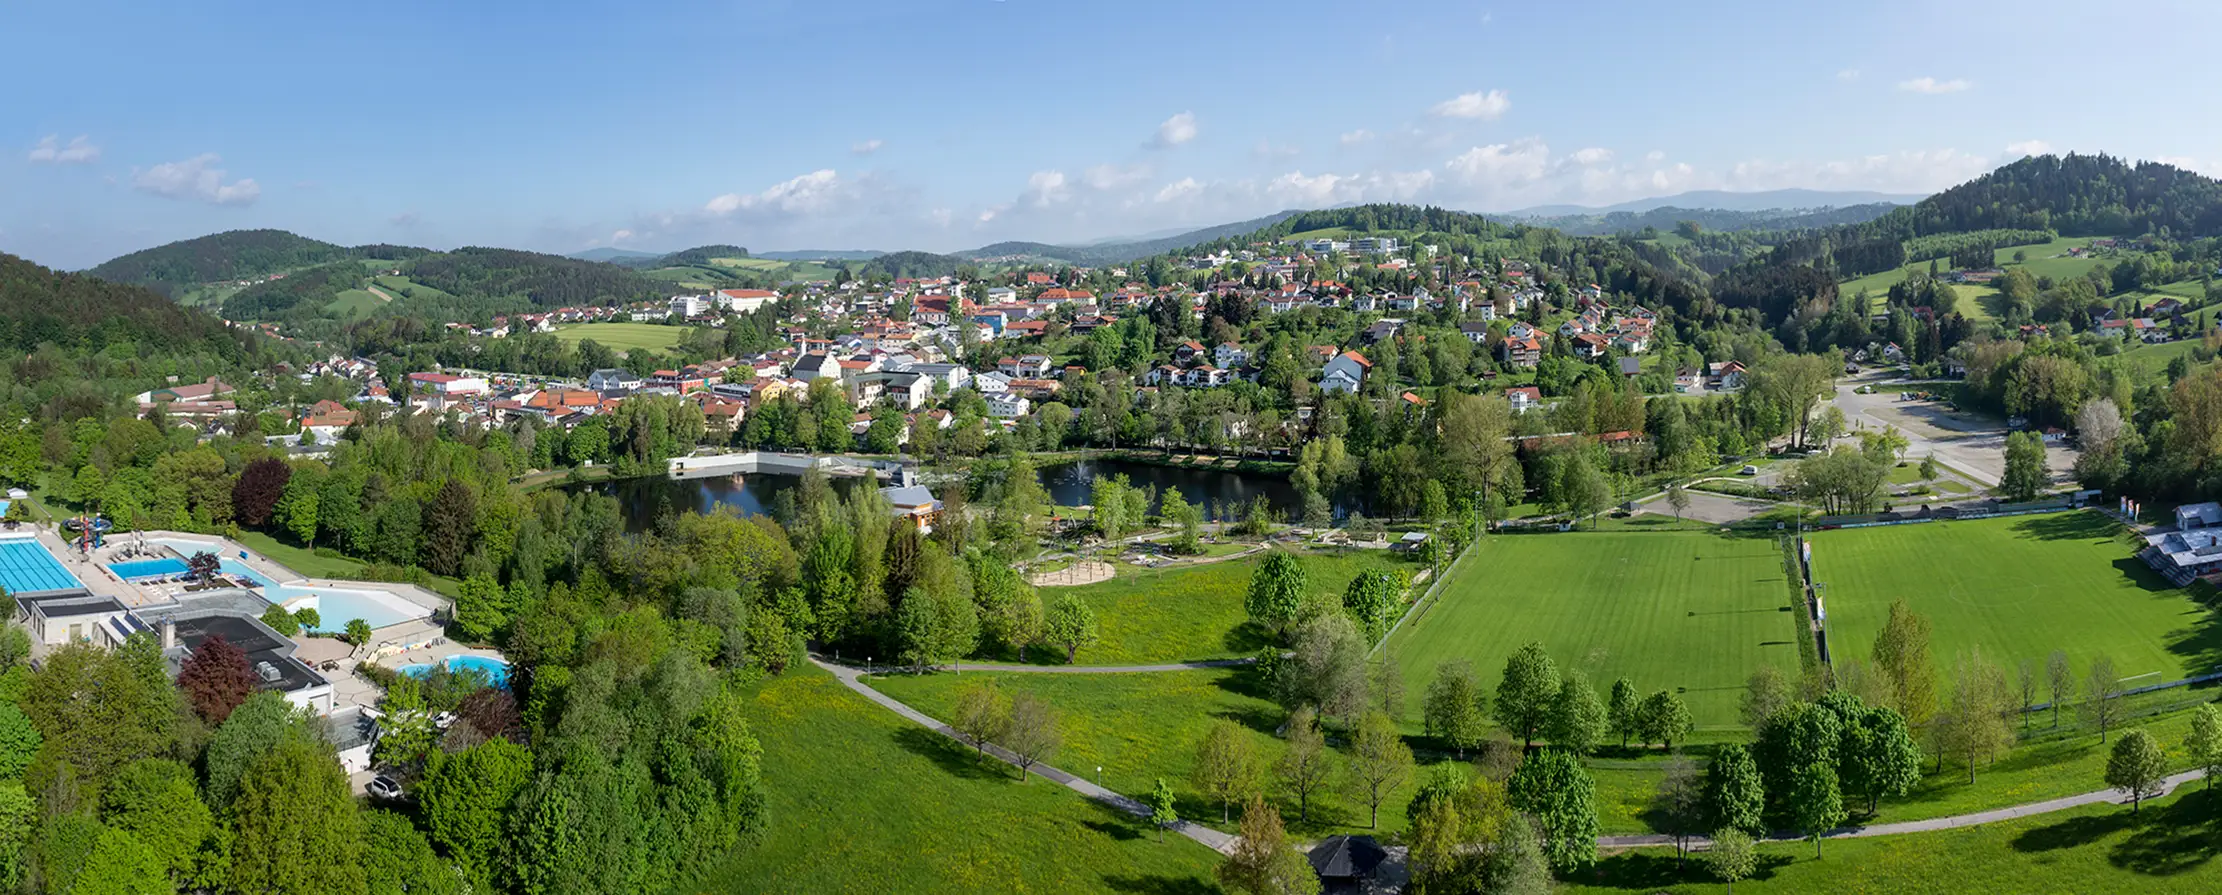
[
  {"xmin": 1810, "ymin": 512, "xmax": 2219, "ymax": 691},
  {"xmin": 1388, "ymin": 531, "xmax": 1801, "ymax": 729},
  {"xmin": 551, "ymin": 322, "xmax": 690, "ymax": 353}
]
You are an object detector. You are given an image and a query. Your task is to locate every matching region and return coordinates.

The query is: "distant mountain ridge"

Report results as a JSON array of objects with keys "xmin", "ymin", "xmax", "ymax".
[
  {"xmin": 952, "ymin": 210, "xmax": 1308, "ymax": 265},
  {"xmin": 1502, "ymin": 203, "xmax": 1907, "ymax": 237},
  {"xmin": 568, "ymin": 247, "xmax": 662, "ymax": 262},
  {"xmin": 1503, "ymin": 189, "xmax": 1928, "ymax": 217}
]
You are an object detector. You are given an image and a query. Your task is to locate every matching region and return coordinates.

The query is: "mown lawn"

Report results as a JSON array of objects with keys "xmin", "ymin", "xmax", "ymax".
[
  {"xmin": 706, "ymin": 666, "xmax": 1222, "ymax": 894},
  {"xmin": 869, "ymin": 666, "xmax": 1456, "ymax": 838},
  {"xmin": 1566, "ymin": 785, "xmax": 2222, "ymax": 893},
  {"xmin": 551, "ymin": 322, "xmax": 692, "ymax": 353},
  {"xmin": 1389, "ymin": 531, "xmax": 1801, "ymax": 728},
  {"xmin": 1811, "ymin": 512, "xmax": 2221, "ymax": 698},
  {"xmin": 993, "ymin": 548, "xmax": 1414, "ymax": 666}
]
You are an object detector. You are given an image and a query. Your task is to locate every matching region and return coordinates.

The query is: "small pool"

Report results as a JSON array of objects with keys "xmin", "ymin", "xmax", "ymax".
[
  {"xmin": 109, "ymin": 557, "xmax": 190, "ymax": 580},
  {"xmin": 400, "ymin": 654, "xmax": 510, "ymax": 689},
  {"xmin": 264, "ymin": 583, "xmax": 432, "ymax": 631}
]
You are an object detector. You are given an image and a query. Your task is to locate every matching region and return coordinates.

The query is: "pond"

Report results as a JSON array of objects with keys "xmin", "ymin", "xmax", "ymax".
[{"xmin": 580, "ymin": 456, "xmax": 1334, "ymax": 530}]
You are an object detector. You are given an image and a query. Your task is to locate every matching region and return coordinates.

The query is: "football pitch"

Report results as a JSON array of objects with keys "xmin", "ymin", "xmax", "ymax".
[
  {"xmin": 1809, "ymin": 512, "xmax": 2222, "ymax": 690},
  {"xmin": 1389, "ymin": 530, "xmax": 1802, "ymax": 729}
]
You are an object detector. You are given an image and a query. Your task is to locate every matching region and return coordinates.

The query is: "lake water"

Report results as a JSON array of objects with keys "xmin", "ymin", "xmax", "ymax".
[{"xmin": 582, "ymin": 457, "xmax": 1321, "ymax": 529}]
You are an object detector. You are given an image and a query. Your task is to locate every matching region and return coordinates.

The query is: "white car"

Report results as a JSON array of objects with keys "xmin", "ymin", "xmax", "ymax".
[{"xmin": 366, "ymin": 775, "xmax": 404, "ymax": 802}]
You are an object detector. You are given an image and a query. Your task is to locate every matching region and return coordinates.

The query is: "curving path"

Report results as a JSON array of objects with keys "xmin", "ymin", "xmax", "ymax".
[
  {"xmin": 812, "ymin": 657, "xmax": 1236, "ymax": 854},
  {"xmin": 1600, "ymin": 766, "xmax": 2209, "ymax": 850},
  {"xmin": 934, "ymin": 658, "xmax": 1257, "ymax": 674}
]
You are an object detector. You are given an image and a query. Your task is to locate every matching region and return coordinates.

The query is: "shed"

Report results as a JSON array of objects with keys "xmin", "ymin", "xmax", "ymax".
[{"xmin": 1308, "ymin": 835, "xmax": 1387, "ymax": 892}]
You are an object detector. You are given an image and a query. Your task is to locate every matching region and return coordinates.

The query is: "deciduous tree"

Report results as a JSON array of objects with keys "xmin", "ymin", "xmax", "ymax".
[
  {"xmin": 1547, "ymin": 673, "xmax": 1607, "ymax": 755},
  {"xmin": 1275, "ymin": 706, "xmax": 1332, "ymax": 823},
  {"xmin": 1507, "ymin": 747, "xmax": 1600, "ymax": 871},
  {"xmin": 1705, "ymin": 743, "xmax": 1766, "ymax": 836},
  {"xmin": 1192, "ymin": 721, "xmax": 1263, "ymax": 824},
  {"xmin": 1705, "ymin": 827, "xmax": 1758, "ymax": 894},
  {"xmin": 999, "ymin": 692, "xmax": 1060, "ymax": 783},
  {"xmin": 2084, "ymin": 654, "xmax": 2124, "ymax": 743},
  {"xmin": 2105, "ymin": 728, "xmax": 2169, "ymax": 813},
  {"xmin": 1423, "ymin": 660, "xmax": 1488, "ymax": 758},
  {"xmin": 1788, "ymin": 760, "xmax": 1845, "ymax": 858},
  {"xmin": 175, "ymin": 634, "xmax": 257, "ymax": 725},
  {"xmin": 1344, "ymin": 710, "xmax": 1414, "ymax": 830},
  {"xmin": 1245, "ymin": 552, "xmax": 1309, "ymax": 638},
  {"xmin": 952, "ymin": 681, "xmax": 1011, "ymax": 761},
  {"xmin": 1216, "ymin": 797, "xmax": 1319, "ymax": 895},
  {"xmin": 1043, "ymin": 594, "xmax": 1098, "ymax": 664},
  {"xmin": 1495, "ymin": 641, "xmax": 1559, "ymax": 749},
  {"xmin": 2188, "ymin": 704, "xmax": 2222, "ymax": 790}
]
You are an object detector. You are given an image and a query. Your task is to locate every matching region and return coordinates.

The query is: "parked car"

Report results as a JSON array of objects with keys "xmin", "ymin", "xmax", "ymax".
[
  {"xmin": 1740, "ymin": 465, "xmax": 1760, "ymax": 476},
  {"xmin": 367, "ymin": 775, "xmax": 404, "ymax": 802}
]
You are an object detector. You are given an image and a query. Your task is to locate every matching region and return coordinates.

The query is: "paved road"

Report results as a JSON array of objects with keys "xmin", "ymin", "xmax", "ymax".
[
  {"xmin": 935, "ymin": 658, "xmax": 1257, "ymax": 674},
  {"xmin": 812, "ymin": 657, "xmax": 1236, "ymax": 854},
  {"xmin": 1599, "ymin": 767, "xmax": 2209, "ymax": 850}
]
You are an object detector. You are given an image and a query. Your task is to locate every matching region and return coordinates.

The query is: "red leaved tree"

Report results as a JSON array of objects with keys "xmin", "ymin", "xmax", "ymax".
[
  {"xmin": 231, "ymin": 458, "xmax": 291, "ymax": 527},
  {"xmin": 178, "ymin": 634, "xmax": 258, "ymax": 724}
]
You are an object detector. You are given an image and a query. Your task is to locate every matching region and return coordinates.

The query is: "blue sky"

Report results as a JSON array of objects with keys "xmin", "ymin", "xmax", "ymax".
[{"xmin": 10, "ymin": 0, "xmax": 2221, "ymax": 270}]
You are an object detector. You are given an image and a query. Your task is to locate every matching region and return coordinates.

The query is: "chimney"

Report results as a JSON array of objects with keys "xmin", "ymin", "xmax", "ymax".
[{"xmin": 159, "ymin": 619, "xmax": 176, "ymax": 651}]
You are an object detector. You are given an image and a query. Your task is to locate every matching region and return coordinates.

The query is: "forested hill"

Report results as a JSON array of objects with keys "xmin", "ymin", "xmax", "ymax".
[
  {"xmin": 1755, "ymin": 154, "xmax": 2222, "ymax": 278},
  {"xmin": 403, "ymin": 247, "xmax": 669, "ymax": 308},
  {"xmin": 0, "ymin": 252, "xmax": 254, "ymax": 358},
  {"xmin": 618, "ymin": 244, "xmax": 752, "ymax": 269},
  {"xmin": 85, "ymin": 229, "xmax": 428, "ymax": 292},
  {"xmin": 855, "ymin": 250, "xmax": 968, "ymax": 280}
]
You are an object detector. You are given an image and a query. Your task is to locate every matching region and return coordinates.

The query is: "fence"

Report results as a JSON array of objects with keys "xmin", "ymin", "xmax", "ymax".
[{"xmin": 1815, "ymin": 496, "xmax": 2082, "ymax": 530}]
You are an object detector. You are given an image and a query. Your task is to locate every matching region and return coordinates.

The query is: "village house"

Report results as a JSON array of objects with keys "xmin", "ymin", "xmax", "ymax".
[{"xmin": 1320, "ymin": 350, "xmax": 1371, "ymax": 394}]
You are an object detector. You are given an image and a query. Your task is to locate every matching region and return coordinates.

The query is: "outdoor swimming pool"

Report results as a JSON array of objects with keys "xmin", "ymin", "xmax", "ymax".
[
  {"xmin": 263, "ymin": 583, "xmax": 432, "ymax": 631},
  {"xmin": 109, "ymin": 557, "xmax": 190, "ymax": 580},
  {"xmin": 0, "ymin": 538, "xmax": 81, "ymax": 593},
  {"xmin": 401, "ymin": 654, "xmax": 510, "ymax": 688}
]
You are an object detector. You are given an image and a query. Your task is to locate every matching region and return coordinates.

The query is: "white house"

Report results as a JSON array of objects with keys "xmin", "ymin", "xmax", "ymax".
[
  {"xmin": 1215, "ymin": 343, "xmax": 1247, "ymax": 369},
  {"xmin": 586, "ymin": 368, "xmax": 643, "ymax": 393},
  {"xmin": 1320, "ymin": 350, "xmax": 1371, "ymax": 394},
  {"xmin": 987, "ymin": 393, "xmax": 1032, "ymax": 418}
]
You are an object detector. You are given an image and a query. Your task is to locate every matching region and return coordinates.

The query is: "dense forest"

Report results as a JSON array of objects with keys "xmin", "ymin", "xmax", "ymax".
[
  {"xmin": 618, "ymin": 244, "xmax": 752, "ymax": 269},
  {"xmin": 220, "ymin": 261, "xmax": 368, "ymax": 321},
  {"xmin": 403, "ymin": 248, "xmax": 669, "ymax": 309},
  {"xmin": 957, "ymin": 210, "xmax": 1307, "ymax": 266},
  {"xmin": 86, "ymin": 230, "xmax": 428, "ymax": 293},
  {"xmin": 0, "ymin": 253, "xmax": 258, "ymax": 361}
]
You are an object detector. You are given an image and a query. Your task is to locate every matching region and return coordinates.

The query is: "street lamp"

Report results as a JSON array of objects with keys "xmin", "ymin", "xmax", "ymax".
[{"xmin": 1096, "ymin": 766, "xmax": 1102, "ymax": 789}]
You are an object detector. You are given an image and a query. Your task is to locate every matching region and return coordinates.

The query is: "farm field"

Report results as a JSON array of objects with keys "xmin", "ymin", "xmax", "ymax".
[
  {"xmin": 705, "ymin": 666, "xmax": 1220, "ymax": 894},
  {"xmin": 1838, "ymin": 236, "xmax": 2107, "ymax": 322},
  {"xmin": 1810, "ymin": 512, "xmax": 2221, "ymax": 693},
  {"xmin": 2121, "ymin": 338, "xmax": 2209, "ymax": 384},
  {"xmin": 550, "ymin": 321, "xmax": 691, "ymax": 353},
  {"xmin": 1388, "ymin": 531, "xmax": 1801, "ymax": 729},
  {"xmin": 987, "ymin": 548, "xmax": 1412, "ymax": 665},
  {"xmin": 1567, "ymin": 786, "xmax": 2222, "ymax": 894}
]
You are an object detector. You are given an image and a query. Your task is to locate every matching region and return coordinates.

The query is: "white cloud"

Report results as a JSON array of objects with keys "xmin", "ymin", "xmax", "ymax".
[
  {"xmin": 1645, "ymin": 150, "xmax": 1666, "ymax": 162},
  {"xmin": 705, "ymin": 169, "xmax": 847, "ymax": 216},
  {"xmin": 2005, "ymin": 140, "xmax": 2052, "ymax": 157},
  {"xmin": 1569, "ymin": 147, "xmax": 1615, "ymax": 166},
  {"xmin": 1152, "ymin": 178, "xmax": 1203, "ymax": 204},
  {"xmin": 1836, "ymin": 68, "xmax": 1861, "ymax": 81},
  {"xmin": 1150, "ymin": 112, "xmax": 1198, "ymax": 149},
  {"xmin": 27, "ymin": 135, "xmax": 100, "ymax": 165},
  {"xmin": 1081, "ymin": 163, "xmax": 1151, "ymax": 191},
  {"xmin": 1897, "ymin": 76, "xmax": 1971, "ymax": 94},
  {"xmin": 132, "ymin": 154, "xmax": 260, "ymax": 206},
  {"xmin": 1339, "ymin": 129, "xmax": 1375, "ymax": 146},
  {"xmin": 1444, "ymin": 139, "xmax": 1552, "ymax": 186},
  {"xmin": 1430, "ymin": 90, "xmax": 1511, "ymax": 120},
  {"xmin": 851, "ymin": 139, "xmax": 884, "ymax": 155},
  {"xmin": 1022, "ymin": 170, "xmax": 1069, "ymax": 207},
  {"xmin": 610, "ymin": 228, "xmax": 634, "ymax": 242}
]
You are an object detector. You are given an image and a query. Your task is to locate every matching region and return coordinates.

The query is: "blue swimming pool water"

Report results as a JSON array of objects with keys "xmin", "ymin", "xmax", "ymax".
[
  {"xmin": 264, "ymin": 583, "xmax": 429, "ymax": 630},
  {"xmin": 219, "ymin": 560, "xmax": 274, "ymax": 588},
  {"xmin": 109, "ymin": 557, "xmax": 190, "ymax": 580},
  {"xmin": 402, "ymin": 654, "xmax": 511, "ymax": 688},
  {"xmin": 0, "ymin": 539, "xmax": 83, "ymax": 593}
]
